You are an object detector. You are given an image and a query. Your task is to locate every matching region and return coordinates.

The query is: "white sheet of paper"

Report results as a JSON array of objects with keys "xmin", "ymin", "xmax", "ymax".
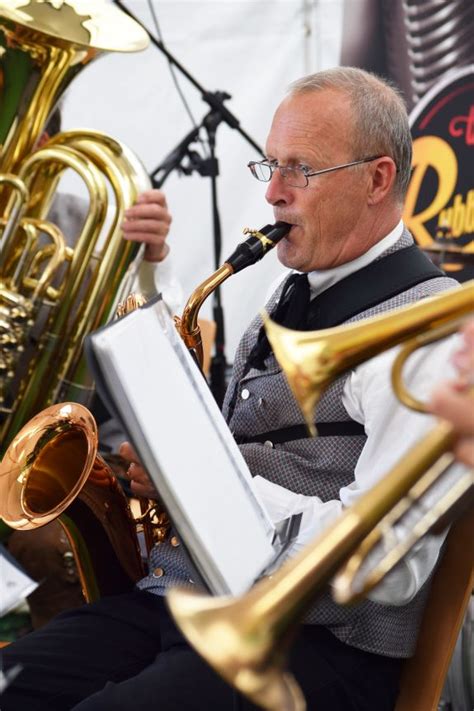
[
  {"xmin": 87, "ymin": 299, "xmax": 275, "ymax": 595},
  {"xmin": 0, "ymin": 548, "xmax": 38, "ymax": 617}
]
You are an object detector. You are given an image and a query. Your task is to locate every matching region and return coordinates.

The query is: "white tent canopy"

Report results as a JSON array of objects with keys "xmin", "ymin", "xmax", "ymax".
[{"xmin": 63, "ymin": 0, "xmax": 343, "ymax": 358}]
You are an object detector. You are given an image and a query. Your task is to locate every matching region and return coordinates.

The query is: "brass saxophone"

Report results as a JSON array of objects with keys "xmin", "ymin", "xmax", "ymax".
[{"xmin": 110, "ymin": 220, "xmax": 291, "ymax": 545}]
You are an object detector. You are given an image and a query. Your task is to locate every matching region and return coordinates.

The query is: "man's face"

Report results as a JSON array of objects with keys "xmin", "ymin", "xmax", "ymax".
[{"xmin": 264, "ymin": 89, "xmax": 374, "ymax": 272}]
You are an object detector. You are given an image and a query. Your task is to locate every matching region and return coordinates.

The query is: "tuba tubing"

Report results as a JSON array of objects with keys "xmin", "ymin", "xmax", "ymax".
[{"xmin": 0, "ymin": 0, "xmax": 150, "ymax": 447}]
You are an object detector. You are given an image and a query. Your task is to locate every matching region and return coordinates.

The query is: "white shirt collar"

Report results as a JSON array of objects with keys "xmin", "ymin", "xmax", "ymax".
[{"xmin": 306, "ymin": 220, "xmax": 404, "ymax": 296}]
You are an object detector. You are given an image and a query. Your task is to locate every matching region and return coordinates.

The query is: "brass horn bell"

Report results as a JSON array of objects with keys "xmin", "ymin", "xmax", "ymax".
[{"xmin": 0, "ymin": 402, "xmax": 145, "ymax": 601}]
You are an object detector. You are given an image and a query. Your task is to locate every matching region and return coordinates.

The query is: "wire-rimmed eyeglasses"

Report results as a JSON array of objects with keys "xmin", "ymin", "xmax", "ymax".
[{"xmin": 247, "ymin": 155, "xmax": 383, "ymax": 188}]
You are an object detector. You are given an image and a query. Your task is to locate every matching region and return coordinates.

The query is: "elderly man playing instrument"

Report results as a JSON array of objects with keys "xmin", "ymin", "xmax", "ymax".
[{"xmin": 1, "ymin": 67, "xmax": 464, "ymax": 711}]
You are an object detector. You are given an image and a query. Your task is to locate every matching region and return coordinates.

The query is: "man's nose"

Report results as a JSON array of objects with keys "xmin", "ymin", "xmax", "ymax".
[{"xmin": 265, "ymin": 169, "xmax": 292, "ymax": 206}]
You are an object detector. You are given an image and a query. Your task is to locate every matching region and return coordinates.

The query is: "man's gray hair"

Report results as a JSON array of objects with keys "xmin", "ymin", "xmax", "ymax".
[{"xmin": 289, "ymin": 67, "xmax": 412, "ymax": 202}]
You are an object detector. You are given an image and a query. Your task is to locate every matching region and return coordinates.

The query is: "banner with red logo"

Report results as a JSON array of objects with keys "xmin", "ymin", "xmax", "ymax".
[{"xmin": 404, "ymin": 66, "xmax": 474, "ymax": 281}]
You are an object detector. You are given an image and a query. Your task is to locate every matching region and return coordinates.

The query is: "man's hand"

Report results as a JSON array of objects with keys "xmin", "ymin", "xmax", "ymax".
[
  {"xmin": 119, "ymin": 441, "xmax": 160, "ymax": 499},
  {"xmin": 430, "ymin": 383, "xmax": 474, "ymax": 467},
  {"xmin": 122, "ymin": 189, "xmax": 172, "ymax": 263},
  {"xmin": 429, "ymin": 319, "xmax": 474, "ymax": 468}
]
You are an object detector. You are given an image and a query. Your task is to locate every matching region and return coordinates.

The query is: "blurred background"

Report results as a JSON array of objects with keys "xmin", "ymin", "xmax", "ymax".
[{"xmin": 60, "ymin": 0, "xmax": 344, "ymax": 358}]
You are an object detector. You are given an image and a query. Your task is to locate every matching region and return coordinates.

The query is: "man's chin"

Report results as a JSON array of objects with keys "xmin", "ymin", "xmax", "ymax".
[{"xmin": 276, "ymin": 240, "xmax": 302, "ymax": 270}]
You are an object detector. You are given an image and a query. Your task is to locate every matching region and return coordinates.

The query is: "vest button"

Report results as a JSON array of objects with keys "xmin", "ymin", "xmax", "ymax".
[
  {"xmin": 241, "ymin": 388, "xmax": 250, "ymax": 400},
  {"xmin": 264, "ymin": 440, "xmax": 274, "ymax": 448},
  {"xmin": 170, "ymin": 536, "xmax": 180, "ymax": 547},
  {"xmin": 153, "ymin": 567, "xmax": 165, "ymax": 578}
]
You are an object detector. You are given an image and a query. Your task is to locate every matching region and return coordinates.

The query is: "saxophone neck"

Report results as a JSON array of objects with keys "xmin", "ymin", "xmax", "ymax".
[
  {"xmin": 176, "ymin": 222, "xmax": 291, "ymax": 368},
  {"xmin": 177, "ymin": 264, "xmax": 232, "ymax": 365}
]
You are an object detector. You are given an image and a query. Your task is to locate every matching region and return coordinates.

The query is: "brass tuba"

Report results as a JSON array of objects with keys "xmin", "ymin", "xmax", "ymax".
[
  {"xmin": 0, "ymin": 0, "xmax": 151, "ymax": 448},
  {"xmin": 0, "ymin": 0, "xmax": 153, "ymax": 597}
]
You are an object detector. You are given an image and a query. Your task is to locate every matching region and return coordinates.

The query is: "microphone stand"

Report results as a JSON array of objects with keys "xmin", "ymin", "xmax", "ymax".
[{"xmin": 113, "ymin": 0, "xmax": 264, "ymax": 406}]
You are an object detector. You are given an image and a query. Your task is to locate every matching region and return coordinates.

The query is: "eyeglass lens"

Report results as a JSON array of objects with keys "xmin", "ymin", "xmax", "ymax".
[{"xmin": 251, "ymin": 162, "xmax": 307, "ymax": 187}]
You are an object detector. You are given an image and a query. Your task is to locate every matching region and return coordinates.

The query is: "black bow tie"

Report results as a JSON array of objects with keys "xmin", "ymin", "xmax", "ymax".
[{"xmin": 247, "ymin": 272, "xmax": 310, "ymax": 371}]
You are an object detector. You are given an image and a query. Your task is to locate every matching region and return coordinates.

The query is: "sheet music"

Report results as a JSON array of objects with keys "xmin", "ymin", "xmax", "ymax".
[{"xmin": 86, "ymin": 298, "xmax": 276, "ymax": 596}]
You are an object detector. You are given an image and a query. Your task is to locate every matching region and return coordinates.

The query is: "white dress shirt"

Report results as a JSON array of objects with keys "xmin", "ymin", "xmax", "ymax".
[
  {"xmin": 136, "ymin": 255, "xmax": 183, "ymax": 316},
  {"xmin": 252, "ymin": 221, "xmax": 464, "ymax": 605}
]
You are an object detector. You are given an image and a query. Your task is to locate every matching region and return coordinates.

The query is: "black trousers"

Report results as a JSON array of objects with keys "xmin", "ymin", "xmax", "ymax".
[{"xmin": 1, "ymin": 590, "xmax": 402, "ymax": 710}]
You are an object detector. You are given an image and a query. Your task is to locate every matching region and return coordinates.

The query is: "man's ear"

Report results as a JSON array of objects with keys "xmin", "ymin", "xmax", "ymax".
[{"xmin": 367, "ymin": 157, "xmax": 397, "ymax": 205}]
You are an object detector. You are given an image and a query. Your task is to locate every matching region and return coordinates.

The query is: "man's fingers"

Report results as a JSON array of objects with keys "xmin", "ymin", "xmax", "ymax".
[
  {"xmin": 129, "ymin": 469, "xmax": 159, "ymax": 499},
  {"xmin": 135, "ymin": 189, "xmax": 168, "ymax": 207},
  {"xmin": 430, "ymin": 386, "xmax": 474, "ymax": 434},
  {"xmin": 119, "ymin": 441, "xmax": 139, "ymax": 463},
  {"xmin": 454, "ymin": 438, "xmax": 474, "ymax": 468},
  {"xmin": 122, "ymin": 220, "xmax": 169, "ymax": 237},
  {"xmin": 130, "ymin": 480, "xmax": 158, "ymax": 499},
  {"xmin": 123, "ymin": 204, "xmax": 171, "ymax": 223}
]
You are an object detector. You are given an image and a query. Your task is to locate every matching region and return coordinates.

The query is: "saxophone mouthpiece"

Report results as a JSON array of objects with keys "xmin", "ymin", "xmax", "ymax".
[{"xmin": 225, "ymin": 221, "xmax": 291, "ymax": 274}]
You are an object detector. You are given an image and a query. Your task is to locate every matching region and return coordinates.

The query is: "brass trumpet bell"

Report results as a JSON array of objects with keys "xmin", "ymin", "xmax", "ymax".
[
  {"xmin": 167, "ymin": 586, "xmax": 306, "ymax": 711},
  {"xmin": 264, "ymin": 280, "xmax": 474, "ymax": 432}
]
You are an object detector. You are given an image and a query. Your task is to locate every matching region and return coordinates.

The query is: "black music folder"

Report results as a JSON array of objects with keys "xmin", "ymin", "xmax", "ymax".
[{"xmin": 85, "ymin": 296, "xmax": 279, "ymax": 596}]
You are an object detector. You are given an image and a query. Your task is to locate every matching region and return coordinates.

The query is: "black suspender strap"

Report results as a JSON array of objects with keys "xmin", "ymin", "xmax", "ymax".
[
  {"xmin": 306, "ymin": 244, "xmax": 444, "ymax": 330},
  {"xmin": 235, "ymin": 419, "xmax": 365, "ymax": 445},
  {"xmin": 234, "ymin": 244, "xmax": 444, "ymax": 446}
]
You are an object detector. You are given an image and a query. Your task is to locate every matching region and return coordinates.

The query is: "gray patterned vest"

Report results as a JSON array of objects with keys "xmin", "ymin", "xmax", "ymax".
[{"xmin": 139, "ymin": 229, "xmax": 458, "ymax": 658}]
